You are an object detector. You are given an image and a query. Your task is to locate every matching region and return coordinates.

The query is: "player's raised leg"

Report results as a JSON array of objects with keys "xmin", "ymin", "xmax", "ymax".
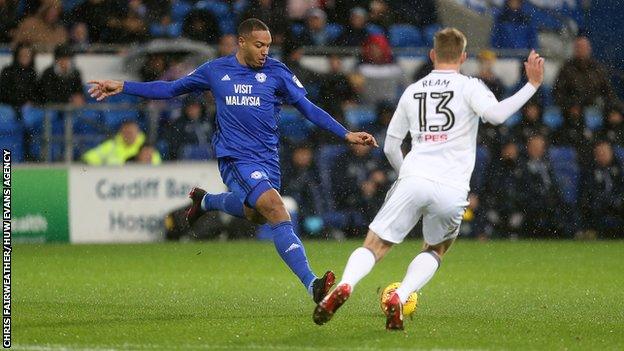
[{"xmin": 254, "ymin": 186, "xmax": 334, "ymax": 302}]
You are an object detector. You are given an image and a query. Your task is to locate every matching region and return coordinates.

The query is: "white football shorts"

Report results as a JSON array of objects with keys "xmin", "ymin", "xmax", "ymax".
[{"xmin": 369, "ymin": 176, "xmax": 469, "ymax": 245}]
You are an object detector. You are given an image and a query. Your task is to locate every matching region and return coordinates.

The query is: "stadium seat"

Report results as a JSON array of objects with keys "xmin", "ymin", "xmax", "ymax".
[
  {"xmin": 279, "ymin": 109, "xmax": 313, "ymax": 143},
  {"xmin": 504, "ymin": 111, "xmax": 522, "ymax": 127},
  {"xmin": 491, "ymin": 22, "xmax": 537, "ymax": 49},
  {"xmin": 614, "ymin": 146, "xmax": 624, "ymax": 167},
  {"xmin": 290, "ymin": 23, "xmax": 305, "ymax": 38},
  {"xmin": 584, "ymin": 106, "xmax": 603, "ymax": 131},
  {"xmin": 471, "ymin": 145, "xmax": 491, "ymax": 193},
  {"xmin": 548, "ymin": 146, "xmax": 580, "ymax": 205},
  {"xmin": 196, "ymin": 0, "xmax": 230, "ymax": 17},
  {"xmin": 172, "ymin": 1, "xmax": 193, "ymax": 22},
  {"xmin": 389, "ymin": 24, "xmax": 423, "ymax": 47},
  {"xmin": 543, "ymin": 106, "xmax": 563, "ymax": 130},
  {"xmin": 103, "ymin": 109, "xmax": 141, "ymax": 131},
  {"xmin": 150, "ymin": 22, "xmax": 183, "ymax": 38},
  {"xmin": 181, "ymin": 144, "xmax": 213, "ymax": 160},
  {"xmin": 344, "ymin": 106, "xmax": 376, "ymax": 129},
  {"xmin": 73, "ymin": 109, "xmax": 103, "ymax": 135},
  {"xmin": 326, "ymin": 23, "xmax": 344, "ymax": 42},
  {"xmin": 423, "ymin": 24, "xmax": 442, "ymax": 47},
  {"xmin": 0, "ymin": 135, "xmax": 23, "ymax": 162},
  {"xmin": 366, "ymin": 24, "xmax": 385, "ymax": 35},
  {"xmin": 0, "ymin": 105, "xmax": 18, "ymax": 134}
]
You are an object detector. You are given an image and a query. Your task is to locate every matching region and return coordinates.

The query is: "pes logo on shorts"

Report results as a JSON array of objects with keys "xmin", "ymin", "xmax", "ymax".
[{"xmin": 251, "ymin": 171, "xmax": 263, "ymax": 180}]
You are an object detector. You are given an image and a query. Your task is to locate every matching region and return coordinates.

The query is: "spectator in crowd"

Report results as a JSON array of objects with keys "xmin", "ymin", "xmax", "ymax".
[
  {"xmin": 476, "ymin": 49, "xmax": 505, "ymax": 100},
  {"xmin": 13, "ymin": 1, "xmax": 68, "ymax": 52},
  {"xmin": 140, "ymin": 53, "xmax": 167, "ymax": 81},
  {"xmin": 553, "ymin": 36, "xmax": 622, "ymax": 118},
  {"xmin": 241, "ymin": 0, "xmax": 288, "ymax": 45},
  {"xmin": 281, "ymin": 39, "xmax": 321, "ymax": 100},
  {"xmin": 166, "ymin": 96, "xmax": 212, "ymax": 160},
  {"xmin": 286, "ymin": 0, "xmax": 317, "ymax": 22},
  {"xmin": 217, "ymin": 34, "xmax": 238, "ymax": 57},
  {"xmin": 552, "ymin": 101, "xmax": 594, "ymax": 166},
  {"xmin": 388, "ymin": 0, "xmax": 438, "ymax": 28},
  {"xmin": 371, "ymin": 101, "xmax": 394, "ymax": 149},
  {"xmin": 106, "ymin": 0, "xmax": 149, "ymax": 43},
  {"xmin": 65, "ymin": 0, "xmax": 112, "ymax": 43},
  {"xmin": 182, "ymin": 7, "xmax": 221, "ymax": 44},
  {"xmin": 38, "ymin": 44, "xmax": 84, "ymax": 105},
  {"xmin": 297, "ymin": 8, "xmax": 330, "ymax": 46},
  {"xmin": 517, "ymin": 134, "xmax": 566, "ymax": 237},
  {"xmin": 358, "ymin": 34, "xmax": 403, "ymax": 104},
  {"xmin": 512, "ymin": 98, "xmax": 550, "ymax": 144},
  {"xmin": 0, "ymin": 44, "xmax": 39, "ymax": 110},
  {"xmin": 0, "ymin": 0, "xmax": 20, "ymax": 43},
  {"xmin": 282, "ymin": 143, "xmax": 325, "ymax": 236},
  {"xmin": 83, "ymin": 120, "xmax": 161, "ymax": 165},
  {"xmin": 318, "ymin": 55, "xmax": 357, "ymax": 114},
  {"xmin": 481, "ymin": 140, "xmax": 524, "ymax": 238},
  {"xmin": 596, "ymin": 107, "xmax": 624, "ymax": 146},
  {"xmin": 580, "ymin": 140, "xmax": 624, "ymax": 238},
  {"xmin": 333, "ymin": 7, "xmax": 369, "ymax": 47},
  {"xmin": 323, "ymin": 0, "xmax": 368, "ymax": 25},
  {"xmin": 330, "ymin": 143, "xmax": 390, "ymax": 236},
  {"xmin": 69, "ymin": 22, "xmax": 90, "ymax": 52},
  {"xmin": 368, "ymin": 0, "xmax": 392, "ymax": 31},
  {"xmin": 127, "ymin": 143, "xmax": 162, "ymax": 165},
  {"xmin": 491, "ymin": 0, "xmax": 538, "ymax": 50}
]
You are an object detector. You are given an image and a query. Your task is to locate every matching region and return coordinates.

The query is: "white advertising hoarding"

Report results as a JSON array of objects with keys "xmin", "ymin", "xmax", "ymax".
[{"xmin": 69, "ymin": 162, "xmax": 226, "ymax": 243}]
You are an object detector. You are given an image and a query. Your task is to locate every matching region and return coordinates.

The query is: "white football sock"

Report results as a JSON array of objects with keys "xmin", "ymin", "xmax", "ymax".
[
  {"xmin": 395, "ymin": 251, "xmax": 440, "ymax": 303},
  {"xmin": 338, "ymin": 247, "xmax": 376, "ymax": 290}
]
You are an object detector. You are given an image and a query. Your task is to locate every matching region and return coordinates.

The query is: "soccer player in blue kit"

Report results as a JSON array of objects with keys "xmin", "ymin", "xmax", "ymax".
[{"xmin": 88, "ymin": 18, "xmax": 378, "ymax": 303}]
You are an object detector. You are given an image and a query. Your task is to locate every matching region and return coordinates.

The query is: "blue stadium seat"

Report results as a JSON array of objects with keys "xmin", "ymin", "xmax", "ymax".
[
  {"xmin": 279, "ymin": 109, "xmax": 313, "ymax": 143},
  {"xmin": 491, "ymin": 22, "xmax": 537, "ymax": 49},
  {"xmin": 471, "ymin": 145, "xmax": 491, "ymax": 193},
  {"xmin": 326, "ymin": 23, "xmax": 344, "ymax": 42},
  {"xmin": 584, "ymin": 106, "xmax": 603, "ymax": 131},
  {"xmin": 389, "ymin": 24, "xmax": 423, "ymax": 47},
  {"xmin": 196, "ymin": 0, "xmax": 230, "ymax": 17},
  {"xmin": 543, "ymin": 106, "xmax": 563, "ymax": 130},
  {"xmin": 614, "ymin": 146, "xmax": 624, "ymax": 167},
  {"xmin": 344, "ymin": 106, "xmax": 376, "ymax": 129},
  {"xmin": 504, "ymin": 111, "xmax": 522, "ymax": 127},
  {"xmin": 0, "ymin": 135, "xmax": 23, "ymax": 162},
  {"xmin": 290, "ymin": 23, "xmax": 305, "ymax": 37},
  {"xmin": 150, "ymin": 22, "xmax": 183, "ymax": 38},
  {"xmin": 73, "ymin": 109, "xmax": 103, "ymax": 135},
  {"xmin": 366, "ymin": 24, "xmax": 385, "ymax": 35},
  {"xmin": 423, "ymin": 24, "xmax": 442, "ymax": 47},
  {"xmin": 316, "ymin": 144, "xmax": 347, "ymax": 199},
  {"xmin": 548, "ymin": 146, "xmax": 580, "ymax": 205},
  {"xmin": 103, "ymin": 109, "xmax": 141, "ymax": 131},
  {"xmin": 172, "ymin": 1, "xmax": 193, "ymax": 22},
  {"xmin": 0, "ymin": 105, "xmax": 19, "ymax": 134},
  {"xmin": 181, "ymin": 144, "xmax": 213, "ymax": 160}
]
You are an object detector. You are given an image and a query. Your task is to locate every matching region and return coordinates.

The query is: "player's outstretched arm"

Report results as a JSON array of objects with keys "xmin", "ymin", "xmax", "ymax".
[
  {"xmin": 293, "ymin": 97, "xmax": 378, "ymax": 147},
  {"xmin": 480, "ymin": 50, "xmax": 545, "ymax": 125}
]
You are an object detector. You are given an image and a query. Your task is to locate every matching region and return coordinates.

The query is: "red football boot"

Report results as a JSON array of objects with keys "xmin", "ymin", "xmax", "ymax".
[{"xmin": 312, "ymin": 283, "xmax": 351, "ymax": 325}]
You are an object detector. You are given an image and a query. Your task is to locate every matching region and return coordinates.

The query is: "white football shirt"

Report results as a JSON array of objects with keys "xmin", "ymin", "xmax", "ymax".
[{"xmin": 386, "ymin": 70, "xmax": 498, "ymax": 191}]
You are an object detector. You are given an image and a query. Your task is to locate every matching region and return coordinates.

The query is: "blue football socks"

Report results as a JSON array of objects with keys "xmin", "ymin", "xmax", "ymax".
[
  {"xmin": 271, "ymin": 221, "xmax": 317, "ymax": 292},
  {"xmin": 201, "ymin": 192, "xmax": 245, "ymax": 218}
]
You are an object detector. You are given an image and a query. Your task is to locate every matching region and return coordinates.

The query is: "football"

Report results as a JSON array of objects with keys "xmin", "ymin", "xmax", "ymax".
[{"xmin": 380, "ymin": 282, "xmax": 418, "ymax": 317}]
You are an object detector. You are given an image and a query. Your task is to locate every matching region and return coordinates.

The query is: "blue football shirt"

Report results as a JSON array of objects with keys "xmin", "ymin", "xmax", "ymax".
[{"xmin": 168, "ymin": 54, "xmax": 307, "ymax": 162}]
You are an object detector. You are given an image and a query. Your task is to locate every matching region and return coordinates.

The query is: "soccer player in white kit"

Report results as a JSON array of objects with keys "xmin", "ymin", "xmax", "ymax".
[{"xmin": 313, "ymin": 28, "xmax": 545, "ymax": 330}]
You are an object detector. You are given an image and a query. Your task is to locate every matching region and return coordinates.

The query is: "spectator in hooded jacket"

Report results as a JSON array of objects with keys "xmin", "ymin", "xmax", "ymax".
[
  {"xmin": 13, "ymin": 1, "xmax": 68, "ymax": 52},
  {"xmin": 0, "ymin": 43, "xmax": 39, "ymax": 110},
  {"xmin": 38, "ymin": 44, "xmax": 84, "ymax": 105}
]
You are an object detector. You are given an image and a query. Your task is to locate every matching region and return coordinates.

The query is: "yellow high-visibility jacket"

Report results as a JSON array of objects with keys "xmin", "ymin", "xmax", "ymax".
[{"xmin": 82, "ymin": 132, "xmax": 161, "ymax": 165}]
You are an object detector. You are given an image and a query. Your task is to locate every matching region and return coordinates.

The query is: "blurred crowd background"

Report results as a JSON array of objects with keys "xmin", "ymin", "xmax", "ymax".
[{"xmin": 1, "ymin": 0, "xmax": 623, "ymax": 240}]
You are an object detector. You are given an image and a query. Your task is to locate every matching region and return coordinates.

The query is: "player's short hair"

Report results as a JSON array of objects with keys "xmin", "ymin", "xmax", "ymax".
[
  {"xmin": 433, "ymin": 28, "xmax": 467, "ymax": 63},
  {"xmin": 238, "ymin": 18, "xmax": 270, "ymax": 38}
]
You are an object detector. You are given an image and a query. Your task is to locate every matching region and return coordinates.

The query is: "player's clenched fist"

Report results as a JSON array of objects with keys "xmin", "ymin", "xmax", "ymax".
[
  {"xmin": 524, "ymin": 50, "xmax": 545, "ymax": 88},
  {"xmin": 87, "ymin": 80, "xmax": 124, "ymax": 101},
  {"xmin": 346, "ymin": 132, "xmax": 379, "ymax": 147}
]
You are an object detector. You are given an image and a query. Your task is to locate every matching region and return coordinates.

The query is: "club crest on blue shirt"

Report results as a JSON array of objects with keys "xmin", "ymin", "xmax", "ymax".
[
  {"xmin": 292, "ymin": 75, "xmax": 304, "ymax": 88},
  {"xmin": 251, "ymin": 171, "xmax": 263, "ymax": 179},
  {"xmin": 255, "ymin": 73, "xmax": 267, "ymax": 83}
]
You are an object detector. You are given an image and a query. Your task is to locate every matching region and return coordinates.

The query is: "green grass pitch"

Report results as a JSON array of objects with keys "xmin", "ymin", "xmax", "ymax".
[{"xmin": 14, "ymin": 240, "xmax": 624, "ymax": 350}]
